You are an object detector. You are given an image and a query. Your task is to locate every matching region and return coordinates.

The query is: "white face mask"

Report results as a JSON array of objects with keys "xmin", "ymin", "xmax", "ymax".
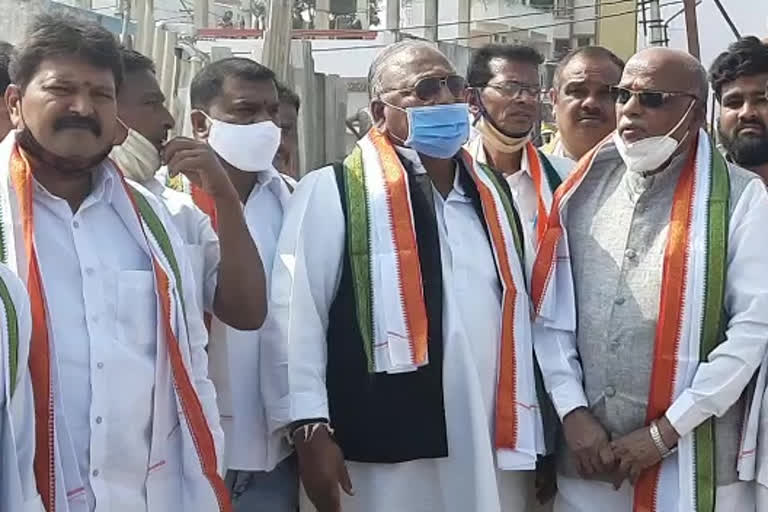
[
  {"xmin": 206, "ymin": 116, "xmax": 281, "ymax": 172},
  {"xmin": 614, "ymin": 99, "xmax": 696, "ymax": 173},
  {"xmin": 109, "ymin": 127, "xmax": 162, "ymax": 183}
]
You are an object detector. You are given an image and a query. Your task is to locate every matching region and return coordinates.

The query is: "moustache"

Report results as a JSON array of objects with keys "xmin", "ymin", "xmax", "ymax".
[{"xmin": 53, "ymin": 116, "xmax": 102, "ymax": 136}]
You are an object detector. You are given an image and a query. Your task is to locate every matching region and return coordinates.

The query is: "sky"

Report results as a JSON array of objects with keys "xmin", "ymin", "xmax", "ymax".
[{"xmin": 662, "ymin": 0, "xmax": 768, "ymax": 69}]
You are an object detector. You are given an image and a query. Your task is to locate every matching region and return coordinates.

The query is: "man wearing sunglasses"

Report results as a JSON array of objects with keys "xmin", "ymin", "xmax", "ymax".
[
  {"xmin": 532, "ymin": 47, "xmax": 768, "ymax": 511},
  {"xmin": 710, "ymin": 37, "xmax": 768, "ymax": 184},
  {"xmin": 268, "ymin": 40, "xmax": 547, "ymax": 512}
]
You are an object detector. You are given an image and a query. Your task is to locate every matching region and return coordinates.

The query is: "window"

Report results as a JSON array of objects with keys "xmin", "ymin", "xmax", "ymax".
[{"xmin": 577, "ymin": 36, "xmax": 592, "ymax": 47}]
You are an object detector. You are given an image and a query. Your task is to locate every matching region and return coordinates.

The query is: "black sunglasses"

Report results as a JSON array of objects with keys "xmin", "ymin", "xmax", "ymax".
[
  {"xmin": 610, "ymin": 86, "xmax": 697, "ymax": 108},
  {"xmin": 389, "ymin": 75, "xmax": 467, "ymax": 101}
]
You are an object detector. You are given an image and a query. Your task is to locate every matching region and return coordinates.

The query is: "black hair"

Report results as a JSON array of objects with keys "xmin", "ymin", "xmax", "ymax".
[
  {"xmin": 277, "ymin": 81, "xmax": 300, "ymax": 112},
  {"xmin": 467, "ymin": 44, "xmax": 544, "ymax": 87},
  {"xmin": 10, "ymin": 13, "xmax": 123, "ymax": 91},
  {"xmin": 552, "ymin": 46, "xmax": 624, "ymax": 89},
  {"xmin": 0, "ymin": 41, "xmax": 14, "ymax": 93},
  {"xmin": 120, "ymin": 47, "xmax": 155, "ymax": 75},
  {"xmin": 190, "ymin": 57, "xmax": 276, "ymax": 110},
  {"xmin": 709, "ymin": 36, "xmax": 768, "ymax": 99}
]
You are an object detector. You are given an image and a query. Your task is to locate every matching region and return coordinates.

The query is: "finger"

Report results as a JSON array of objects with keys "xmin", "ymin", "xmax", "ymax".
[
  {"xmin": 618, "ymin": 457, "xmax": 632, "ymax": 477},
  {"xmin": 338, "ymin": 462, "xmax": 354, "ymax": 496},
  {"xmin": 166, "ymin": 149, "xmax": 209, "ymax": 172},
  {"xmin": 612, "ymin": 472, "xmax": 625, "ymax": 491},
  {"xmin": 162, "ymin": 137, "xmax": 198, "ymax": 159},
  {"xmin": 581, "ymin": 453, "xmax": 597, "ymax": 476},
  {"xmin": 599, "ymin": 444, "xmax": 616, "ymax": 468}
]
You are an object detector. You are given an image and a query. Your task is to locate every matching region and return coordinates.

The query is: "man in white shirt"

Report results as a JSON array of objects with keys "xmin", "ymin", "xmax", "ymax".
[
  {"xmin": 110, "ymin": 47, "xmax": 268, "ymax": 331},
  {"xmin": 545, "ymin": 46, "xmax": 624, "ymax": 160},
  {"xmin": 187, "ymin": 58, "xmax": 297, "ymax": 511},
  {"xmin": 3, "ymin": 14, "xmax": 227, "ymax": 511},
  {"xmin": 710, "ymin": 37, "xmax": 768, "ymax": 183},
  {"xmin": 270, "ymin": 40, "xmax": 546, "ymax": 512},
  {"xmin": 0, "ymin": 263, "xmax": 44, "ymax": 512},
  {"xmin": 532, "ymin": 47, "xmax": 768, "ymax": 512}
]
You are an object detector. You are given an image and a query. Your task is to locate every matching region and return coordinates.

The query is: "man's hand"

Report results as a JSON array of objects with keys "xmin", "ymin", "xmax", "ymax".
[
  {"xmin": 294, "ymin": 426, "xmax": 353, "ymax": 512},
  {"xmin": 562, "ymin": 407, "xmax": 615, "ymax": 478},
  {"xmin": 162, "ymin": 137, "xmax": 236, "ymax": 200},
  {"xmin": 610, "ymin": 427, "xmax": 662, "ymax": 487}
]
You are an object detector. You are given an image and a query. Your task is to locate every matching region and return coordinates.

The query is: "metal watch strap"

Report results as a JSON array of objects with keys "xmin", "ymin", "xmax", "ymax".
[{"xmin": 649, "ymin": 420, "xmax": 675, "ymax": 459}]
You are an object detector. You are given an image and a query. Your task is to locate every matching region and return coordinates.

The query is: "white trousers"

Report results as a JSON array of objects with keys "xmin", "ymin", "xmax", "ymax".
[{"xmin": 554, "ymin": 475, "xmax": 754, "ymax": 512}]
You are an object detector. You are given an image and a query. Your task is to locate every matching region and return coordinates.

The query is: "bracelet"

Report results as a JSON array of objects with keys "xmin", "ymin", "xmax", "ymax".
[
  {"xmin": 288, "ymin": 421, "xmax": 334, "ymax": 446},
  {"xmin": 649, "ymin": 420, "xmax": 676, "ymax": 459}
]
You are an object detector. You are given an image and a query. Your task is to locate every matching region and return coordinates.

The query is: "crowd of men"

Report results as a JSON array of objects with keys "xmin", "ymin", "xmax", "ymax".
[{"xmin": 2, "ymin": 11, "xmax": 768, "ymax": 512}]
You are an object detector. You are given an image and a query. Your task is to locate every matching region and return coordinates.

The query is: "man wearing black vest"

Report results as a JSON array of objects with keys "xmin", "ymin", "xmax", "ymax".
[{"xmin": 268, "ymin": 40, "xmax": 549, "ymax": 512}]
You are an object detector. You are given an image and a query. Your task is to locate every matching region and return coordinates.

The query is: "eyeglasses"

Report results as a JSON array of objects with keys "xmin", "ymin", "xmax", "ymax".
[
  {"xmin": 484, "ymin": 80, "xmax": 541, "ymax": 99},
  {"xmin": 388, "ymin": 75, "xmax": 467, "ymax": 101},
  {"xmin": 610, "ymin": 86, "xmax": 697, "ymax": 108}
]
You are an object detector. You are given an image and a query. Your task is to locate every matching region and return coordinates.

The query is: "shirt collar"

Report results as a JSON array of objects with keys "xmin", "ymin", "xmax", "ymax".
[{"xmin": 34, "ymin": 159, "xmax": 116, "ymax": 206}]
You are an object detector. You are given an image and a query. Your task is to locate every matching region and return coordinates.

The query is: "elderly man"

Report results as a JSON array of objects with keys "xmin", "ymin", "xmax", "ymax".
[
  {"xmin": 532, "ymin": 47, "xmax": 768, "ymax": 511},
  {"xmin": 110, "ymin": 47, "xmax": 268, "ymax": 331},
  {"xmin": 269, "ymin": 40, "xmax": 547, "ymax": 512},
  {"xmin": 2, "ymin": 15, "xmax": 228, "ymax": 512},
  {"xmin": 546, "ymin": 46, "xmax": 624, "ymax": 160},
  {"xmin": 466, "ymin": 43, "xmax": 573, "ymax": 276},
  {"xmin": 710, "ymin": 37, "xmax": 768, "ymax": 183}
]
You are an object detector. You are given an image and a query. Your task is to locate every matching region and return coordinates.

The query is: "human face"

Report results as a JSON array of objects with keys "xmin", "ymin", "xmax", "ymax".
[
  {"xmin": 117, "ymin": 69, "xmax": 174, "ymax": 150},
  {"xmin": 471, "ymin": 57, "xmax": 540, "ymax": 136},
  {"xmin": 616, "ymin": 60, "xmax": 701, "ymax": 146},
  {"xmin": 191, "ymin": 76, "xmax": 280, "ymax": 140},
  {"xmin": 370, "ymin": 47, "xmax": 461, "ymax": 145},
  {"xmin": 552, "ymin": 55, "xmax": 621, "ymax": 159},
  {"xmin": 717, "ymin": 73, "xmax": 768, "ymax": 168},
  {"xmin": 275, "ymin": 101, "xmax": 298, "ymax": 176},
  {"xmin": 6, "ymin": 55, "xmax": 119, "ymax": 165}
]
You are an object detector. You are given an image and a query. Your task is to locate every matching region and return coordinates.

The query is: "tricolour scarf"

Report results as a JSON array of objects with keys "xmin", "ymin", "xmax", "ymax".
[
  {"xmin": 531, "ymin": 129, "xmax": 729, "ymax": 512},
  {"xmin": 347, "ymin": 128, "xmax": 543, "ymax": 469},
  {"xmin": 0, "ymin": 142, "xmax": 231, "ymax": 512},
  {"xmin": 467, "ymin": 135, "xmax": 563, "ymax": 245}
]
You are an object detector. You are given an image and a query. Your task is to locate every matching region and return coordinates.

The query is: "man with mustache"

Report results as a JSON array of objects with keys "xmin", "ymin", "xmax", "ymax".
[
  {"xmin": 532, "ymin": 47, "xmax": 768, "ymax": 511},
  {"xmin": 110, "ymin": 47, "xmax": 268, "ymax": 332},
  {"xmin": 2, "ymin": 14, "xmax": 228, "ymax": 512},
  {"xmin": 546, "ymin": 46, "xmax": 624, "ymax": 161},
  {"xmin": 710, "ymin": 37, "xmax": 768, "ymax": 183}
]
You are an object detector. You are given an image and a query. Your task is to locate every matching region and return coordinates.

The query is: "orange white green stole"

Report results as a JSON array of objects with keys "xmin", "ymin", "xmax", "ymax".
[
  {"xmin": 531, "ymin": 129, "xmax": 729, "ymax": 512},
  {"xmin": 1, "ymin": 145, "xmax": 231, "ymax": 512},
  {"xmin": 347, "ymin": 128, "xmax": 544, "ymax": 469}
]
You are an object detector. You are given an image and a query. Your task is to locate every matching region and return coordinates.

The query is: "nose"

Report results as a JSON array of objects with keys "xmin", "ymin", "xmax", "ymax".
[
  {"xmin": 619, "ymin": 92, "xmax": 643, "ymax": 118},
  {"xmin": 161, "ymin": 106, "xmax": 175, "ymax": 131},
  {"xmin": 69, "ymin": 91, "xmax": 96, "ymax": 117},
  {"xmin": 738, "ymin": 102, "xmax": 759, "ymax": 123},
  {"xmin": 435, "ymin": 82, "xmax": 456, "ymax": 105}
]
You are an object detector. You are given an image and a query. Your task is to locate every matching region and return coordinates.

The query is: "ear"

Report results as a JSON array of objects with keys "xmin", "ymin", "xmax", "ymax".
[
  {"xmin": 5, "ymin": 85, "xmax": 22, "ymax": 128},
  {"xmin": 113, "ymin": 118, "xmax": 129, "ymax": 145},
  {"xmin": 466, "ymin": 88, "xmax": 480, "ymax": 117},
  {"xmin": 190, "ymin": 110, "xmax": 210, "ymax": 139},
  {"xmin": 369, "ymin": 99, "xmax": 386, "ymax": 128},
  {"xmin": 549, "ymin": 88, "xmax": 558, "ymax": 106}
]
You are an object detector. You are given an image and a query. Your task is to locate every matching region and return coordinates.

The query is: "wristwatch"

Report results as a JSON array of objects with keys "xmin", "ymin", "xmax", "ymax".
[{"xmin": 649, "ymin": 420, "xmax": 677, "ymax": 459}]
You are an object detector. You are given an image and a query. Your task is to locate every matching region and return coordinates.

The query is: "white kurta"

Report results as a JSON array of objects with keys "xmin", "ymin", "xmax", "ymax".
[
  {"xmin": 207, "ymin": 168, "xmax": 293, "ymax": 473},
  {"xmin": 268, "ymin": 149, "xmax": 531, "ymax": 512},
  {"xmin": 0, "ymin": 263, "xmax": 44, "ymax": 512}
]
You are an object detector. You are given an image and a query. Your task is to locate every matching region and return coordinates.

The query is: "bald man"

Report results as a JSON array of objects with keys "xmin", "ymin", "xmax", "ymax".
[
  {"xmin": 267, "ymin": 41, "xmax": 549, "ymax": 512},
  {"xmin": 532, "ymin": 47, "xmax": 768, "ymax": 511}
]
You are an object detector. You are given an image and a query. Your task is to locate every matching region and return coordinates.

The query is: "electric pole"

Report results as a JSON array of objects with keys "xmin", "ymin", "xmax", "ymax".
[
  {"xmin": 262, "ymin": 0, "xmax": 293, "ymax": 82},
  {"xmin": 194, "ymin": 0, "xmax": 209, "ymax": 29},
  {"xmin": 648, "ymin": 0, "xmax": 664, "ymax": 46},
  {"xmin": 682, "ymin": 0, "xmax": 700, "ymax": 59}
]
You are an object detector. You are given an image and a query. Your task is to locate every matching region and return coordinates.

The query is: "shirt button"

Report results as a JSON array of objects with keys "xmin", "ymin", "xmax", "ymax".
[
  {"xmin": 625, "ymin": 248, "xmax": 637, "ymax": 260},
  {"xmin": 606, "ymin": 385, "xmax": 616, "ymax": 398},
  {"xmin": 85, "ymin": 267, "xmax": 94, "ymax": 276},
  {"xmin": 97, "ymin": 362, "xmax": 104, "ymax": 369},
  {"xmin": 73, "ymin": 220, "xmax": 80, "ymax": 229},
  {"xmin": 92, "ymin": 469, "xmax": 99, "ymax": 477},
  {"xmin": 614, "ymin": 296, "xmax": 626, "ymax": 306},
  {"xmin": 95, "ymin": 416, "xmax": 103, "ymax": 424}
]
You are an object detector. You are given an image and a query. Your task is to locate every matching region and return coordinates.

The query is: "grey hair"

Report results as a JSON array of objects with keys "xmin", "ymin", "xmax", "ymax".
[{"xmin": 367, "ymin": 40, "xmax": 449, "ymax": 98}]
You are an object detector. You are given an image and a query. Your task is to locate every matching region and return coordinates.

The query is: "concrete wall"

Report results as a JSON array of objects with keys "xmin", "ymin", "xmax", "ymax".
[{"xmin": 596, "ymin": 0, "xmax": 637, "ymax": 61}]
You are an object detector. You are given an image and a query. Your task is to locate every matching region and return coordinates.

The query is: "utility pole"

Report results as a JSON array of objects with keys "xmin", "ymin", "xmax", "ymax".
[
  {"xmin": 386, "ymin": 0, "xmax": 400, "ymax": 42},
  {"xmin": 120, "ymin": 0, "xmax": 133, "ymax": 47},
  {"xmin": 648, "ymin": 0, "xmax": 664, "ymax": 46},
  {"xmin": 194, "ymin": 0, "xmax": 209, "ymax": 29},
  {"xmin": 424, "ymin": 0, "xmax": 438, "ymax": 41},
  {"xmin": 682, "ymin": 0, "xmax": 700, "ymax": 59},
  {"xmin": 262, "ymin": 0, "xmax": 293, "ymax": 82}
]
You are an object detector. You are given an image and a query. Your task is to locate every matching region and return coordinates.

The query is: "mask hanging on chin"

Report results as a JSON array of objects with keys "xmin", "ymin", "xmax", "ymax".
[
  {"xmin": 613, "ymin": 99, "xmax": 696, "ymax": 173},
  {"xmin": 109, "ymin": 127, "xmax": 162, "ymax": 183},
  {"xmin": 204, "ymin": 115, "xmax": 282, "ymax": 172},
  {"xmin": 17, "ymin": 125, "xmax": 112, "ymax": 173}
]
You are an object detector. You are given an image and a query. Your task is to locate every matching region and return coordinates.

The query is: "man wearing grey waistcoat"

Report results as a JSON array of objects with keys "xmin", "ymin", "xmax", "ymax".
[{"xmin": 531, "ymin": 47, "xmax": 768, "ymax": 511}]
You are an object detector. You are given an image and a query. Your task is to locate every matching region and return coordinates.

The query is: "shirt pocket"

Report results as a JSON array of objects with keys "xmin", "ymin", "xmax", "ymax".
[{"xmin": 116, "ymin": 270, "xmax": 157, "ymax": 354}]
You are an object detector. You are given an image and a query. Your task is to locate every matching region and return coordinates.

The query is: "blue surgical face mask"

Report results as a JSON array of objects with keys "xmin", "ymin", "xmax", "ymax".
[{"xmin": 384, "ymin": 102, "xmax": 470, "ymax": 159}]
